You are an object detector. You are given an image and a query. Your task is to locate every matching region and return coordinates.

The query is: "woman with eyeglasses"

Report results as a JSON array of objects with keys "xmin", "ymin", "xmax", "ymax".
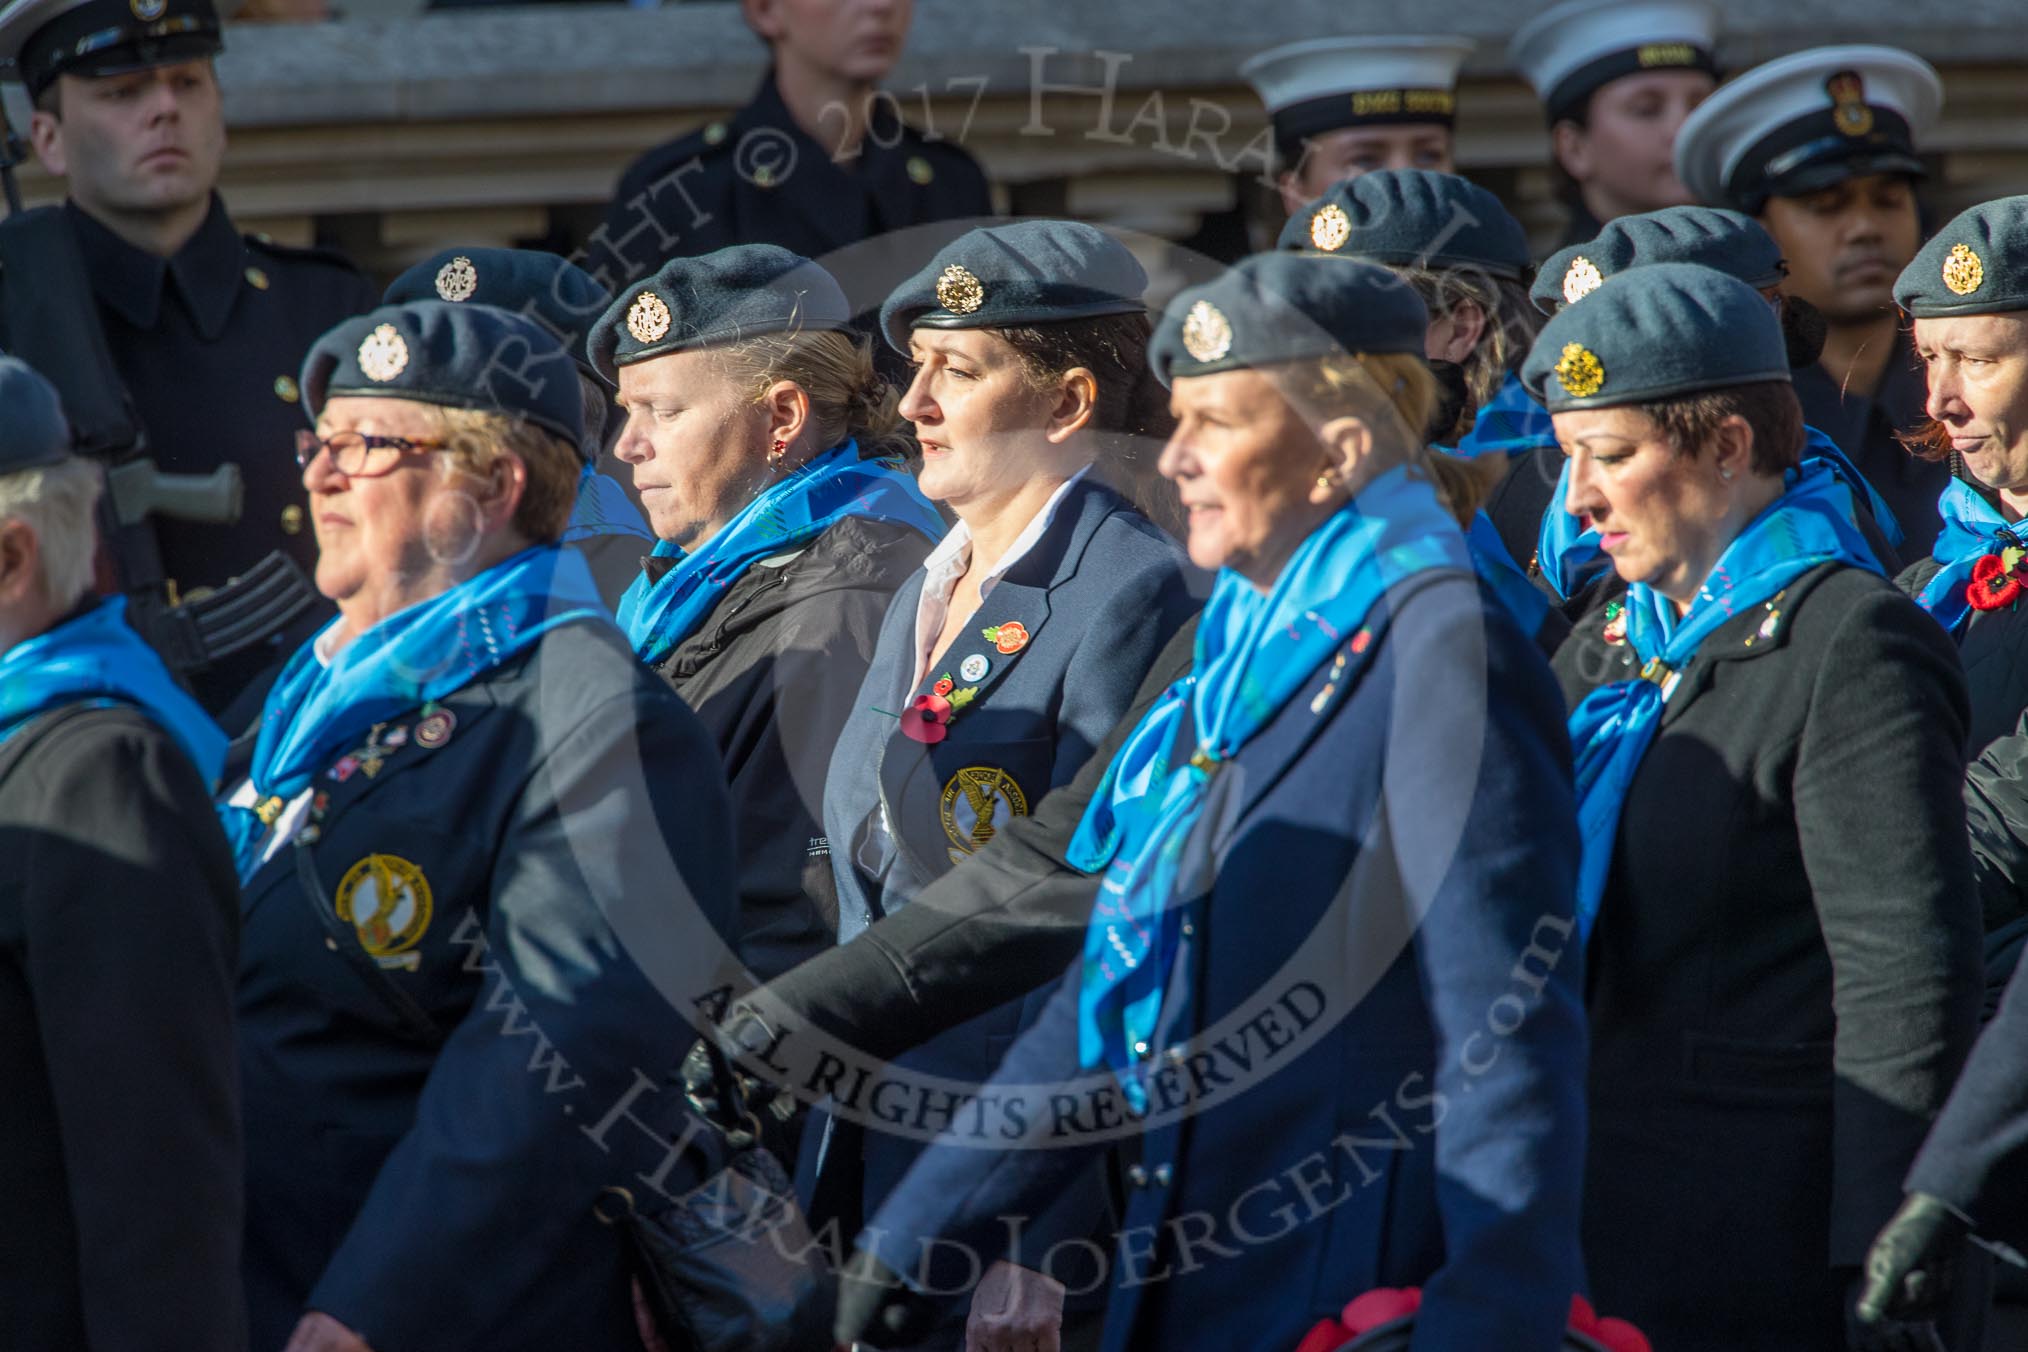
[{"xmin": 221, "ymin": 302, "xmax": 738, "ymax": 1352}]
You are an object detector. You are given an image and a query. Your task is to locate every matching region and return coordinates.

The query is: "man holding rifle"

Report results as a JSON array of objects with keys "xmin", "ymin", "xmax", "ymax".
[{"xmin": 0, "ymin": 0, "xmax": 372, "ymax": 713}]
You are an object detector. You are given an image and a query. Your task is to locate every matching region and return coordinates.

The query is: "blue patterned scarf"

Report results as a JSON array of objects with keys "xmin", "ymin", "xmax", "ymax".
[
  {"xmin": 0, "ymin": 596, "xmax": 225, "ymax": 784},
  {"xmin": 1451, "ymin": 371, "xmax": 1556, "ymax": 460},
  {"xmin": 1539, "ymin": 425, "xmax": 1899, "ymax": 600},
  {"xmin": 1913, "ymin": 479, "xmax": 2017, "ymax": 635},
  {"xmin": 562, "ymin": 463, "xmax": 653, "ymax": 546},
  {"xmin": 615, "ymin": 440, "xmax": 944, "ymax": 667},
  {"xmin": 1070, "ymin": 466, "xmax": 1472, "ymax": 1108},
  {"xmin": 1566, "ymin": 462, "xmax": 1881, "ymax": 939},
  {"xmin": 218, "ymin": 545, "xmax": 607, "ymax": 881}
]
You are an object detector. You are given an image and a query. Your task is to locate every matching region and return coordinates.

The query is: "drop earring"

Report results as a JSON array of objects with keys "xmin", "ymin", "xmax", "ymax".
[{"xmin": 768, "ymin": 438, "xmax": 787, "ymax": 470}]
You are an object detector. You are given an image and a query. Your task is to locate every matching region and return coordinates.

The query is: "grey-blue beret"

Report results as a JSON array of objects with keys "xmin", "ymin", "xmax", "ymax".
[
  {"xmin": 384, "ymin": 248, "xmax": 612, "ymax": 375},
  {"xmin": 0, "ymin": 356, "xmax": 72, "ymax": 473},
  {"xmin": 301, "ymin": 301, "xmax": 584, "ymax": 445},
  {"xmin": 1277, "ymin": 169, "xmax": 1531, "ymax": 280},
  {"xmin": 1522, "ymin": 262, "xmax": 1789, "ymax": 411},
  {"xmin": 1149, "ymin": 253, "xmax": 1429, "ymax": 386},
  {"xmin": 1532, "ymin": 205, "xmax": 1784, "ymax": 314},
  {"xmin": 878, "ymin": 220, "xmax": 1147, "ymax": 354},
  {"xmin": 588, "ymin": 245, "xmax": 852, "ymax": 382},
  {"xmin": 1894, "ymin": 196, "xmax": 2028, "ymax": 319}
]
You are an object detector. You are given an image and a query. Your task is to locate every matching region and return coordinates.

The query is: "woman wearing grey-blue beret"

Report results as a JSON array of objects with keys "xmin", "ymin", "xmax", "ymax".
[
  {"xmin": 816, "ymin": 219, "xmax": 1198, "ymax": 1350},
  {"xmin": 1535, "ymin": 263, "xmax": 1984, "ymax": 1351}
]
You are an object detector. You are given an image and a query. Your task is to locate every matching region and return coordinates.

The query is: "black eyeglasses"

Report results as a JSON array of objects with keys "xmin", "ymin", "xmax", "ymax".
[{"xmin": 295, "ymin": 429, "xmax": 448, "ymax": 478}]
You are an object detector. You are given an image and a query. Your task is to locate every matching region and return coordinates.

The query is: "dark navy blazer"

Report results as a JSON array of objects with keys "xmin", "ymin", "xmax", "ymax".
[
  {"xmin": 862, "ymin": 570, "xmax": 1590, "ymax": 1352},
  {"xmin": 230, "ymin": 620, "xmax": 739, "ymax": 1352},
  {"xmin": 816, "ymin": 476, "xmax": 1198, "ymax": 1269}
]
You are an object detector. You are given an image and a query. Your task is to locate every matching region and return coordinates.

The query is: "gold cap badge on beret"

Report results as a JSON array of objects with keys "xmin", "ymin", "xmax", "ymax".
[
  {"xmin": 1309, "ymin": 203, "xmax": 1352, "ymax": 252},
  {"xmin": 1181, "ymin": 300, "xmax": 1234, "ymax": 364},
  {"xmin": 435, "ymin": 256, "xmax": 478, "ymax": 303},
  {"xmin": 357, "ymin": 324, "xmax": 410, "ymax": 383},
  {"xmin": 1562, "ymin": 256, "xmax": 1604, "ymax": 305},
  {"xmin": 1826, "ymin": 71, "xmax": 1874, "ymax": 138},
  {"xmin": 130, "ymin": 0, "xmax": 166, "ymax": 19},
  {"xmin": 935, "ymin": 264, "xmax": 985, "ymax": 315},
  {"xmin": 626, "ymin": 291, "xmax": 673, "ymax": 344},
  {"xmin": 1943, "ymin": 242, "xmax": 1985, "ymax": 297},
  {"xmin": 1554, "ymin": 342, "xmax": 1605, "ymax": 399}
]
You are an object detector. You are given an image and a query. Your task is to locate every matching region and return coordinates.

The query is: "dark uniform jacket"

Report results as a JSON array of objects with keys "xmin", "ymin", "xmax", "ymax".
[
  {"xmin": 646, "ymin": 513, "xmax": 931, "ymax": 983},
  {"xmin": 0, "ymin": 704, "xmax": 244, "ymax": 1352},
  {"xmin": 230, "ymin": 620, "xmax": 739, "ymax": 1352},
  {"xmin": 592, "ymin": 68, "xmax": 991, "ymax": 298},
  {"xmin": 0, "ymin": 197, "xmax": 375, "ymax": 707},
  {"xmin": 1555, "ymin": 562, "xmax": 1985, "ymax": 1351},
  {"xmin": 758, "ymin": 616, "xmax": 1200, "ymax": 1060},
  {"xmin": 867, "ymin": 570, "xmax": 1589, "ymax": 1352},
  {"xmin": 812, "ymin": 480, "xmax": 1194, "ymax": 1331},
  {"xmin": 1900, "ymin": 543, "xmax": 2028, "ymax": 762},
  {"xmin": 1795, "ymin": 330, "xmax": 1945, "ymax": 558}
]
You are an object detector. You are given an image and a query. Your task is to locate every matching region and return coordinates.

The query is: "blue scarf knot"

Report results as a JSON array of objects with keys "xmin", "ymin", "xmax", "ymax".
[
  {"xmin": 1069, "ymin": 466, "xmax": 1472, "ymax": 1108},
  {"xmin": 1566, "ymin": 462, "xmax": 1881, "ymax": 938},
  {"xmin": 0, "ymin": 596, "xmax": 225, "ymax": 783},
  {"xmin": 1914, "ymin": 479, "xmax": 2019, "ymax": 635},
  {"xmin": 218, "ymin": 545, "xmax": 608, "ymax": 882},
  {"xmin": 615, "ymin": 439, "xmax": 944, "ymax": 667}
]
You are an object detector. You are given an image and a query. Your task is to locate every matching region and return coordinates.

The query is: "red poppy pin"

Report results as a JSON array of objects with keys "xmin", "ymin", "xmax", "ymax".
[
  {"xmin": 899, "ymin": 693, "xmax": 952, "ymax": 744},
  {"xmin": 1968, "ymin": 547, "xmax": 2028, "ymax": 612},
  {"xmin": 1602, "ymin": 600, "xmax": 1628, "ymax": 646},
  {"xmin": 932, "ymin": 675, "xmax": 955, "ymax": 697},
  {"xmin": 982, "ymin": 620, "xmax": 1029, "ymax": 654}
]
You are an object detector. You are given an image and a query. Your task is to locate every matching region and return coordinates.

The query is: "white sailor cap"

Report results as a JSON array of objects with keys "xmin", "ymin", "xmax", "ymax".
[
  {"xmin": 1508, "ymin": 0, "xmax": 1719, "ymax": 125},
  {"xmin": 1674, "ymin": 45, "xmax": 1941, "ymax": 212},
  {"xmin": 1240, "ymin": 36, "xmax": 1474, "ymax": 160}
]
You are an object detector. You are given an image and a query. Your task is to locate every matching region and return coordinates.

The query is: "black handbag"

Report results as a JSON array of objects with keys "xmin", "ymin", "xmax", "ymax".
[{"xmin": 595, "ymin": 1043, "xmax": 836, "ymax": 1352}]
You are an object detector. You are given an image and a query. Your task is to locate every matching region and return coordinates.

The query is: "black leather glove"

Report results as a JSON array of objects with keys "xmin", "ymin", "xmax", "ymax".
[
  {"xmin": 1849, "ymin": 1193, "xmax": 1968, "ymax": 1352},
  {"xmin": 834, "ymin": 1248, "xmax": 939, "ymax": 1349}
]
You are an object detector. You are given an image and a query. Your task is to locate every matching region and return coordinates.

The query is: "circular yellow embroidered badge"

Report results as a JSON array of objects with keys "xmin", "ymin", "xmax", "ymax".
[
  {"xmin": 940, "ymin": 766, "xmax": 1030, "ymax": 859},
  {"xmin": 1943, "ymin": 243, "xmax": 1985, "ymax": 297},
  {"xmin": 335, "ymin": 853, "xmax": 434, "ymax": 958},
  {"xmin": 1181, "ymin": 300, "xmax": 1234, "ymax": 363},
  {"xmin": 627, "ymin": 291, "xmax": 673, "ymax": 344},
  {"xmin": 435, "ymin": 255, "xmax": 478, "ymax": 302},
  {"xmin": 935, "ymin": 264, "xmax": 985, "ymax": 315},
  {"xmin": 1554, "ymin": 342, "xmax": 1606, "ymax": 399},
  {"xmin": 1562, "ymin": 255, "xmax": 1604, "ymax": 305},
  {"xmin": 1309, "ymin": 203, "xmax": 1352, "ymax": 252},
  {"xmin": 356, "ymin": 324, "xmax": 410, "ymax": 383}
]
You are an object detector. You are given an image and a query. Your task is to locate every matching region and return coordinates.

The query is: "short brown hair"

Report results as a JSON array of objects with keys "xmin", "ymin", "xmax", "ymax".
[
  {"xmin": 1636, "ymin": 380, "xmax": 1805, "ymax": 477},
  {"xmin": 437, "ymin": 408, "xmax": 581, "ymax": 544},
  {"xmin": 992, "ymin": 312, "xmax": 1181, "ymax": 535}
]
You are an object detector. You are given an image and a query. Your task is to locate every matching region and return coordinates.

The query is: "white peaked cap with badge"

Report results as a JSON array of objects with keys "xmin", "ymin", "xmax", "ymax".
[
  {"xmin": 1673, "ymin": 44, "xmax": 1942, "ymax": 211},
  {"xmin": 1241, "ymin": 35, "xmax": 1474, "ymax": 112},
  {"xmin": 1507, "ymin": 0, "xmax": 1718, "ymax": 121}
]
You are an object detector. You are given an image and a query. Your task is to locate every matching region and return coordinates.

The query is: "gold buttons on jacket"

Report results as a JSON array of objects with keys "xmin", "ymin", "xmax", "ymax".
[
  {"xmin": 280, "ymin": 505, "xmax": 305, "ymax": 535},
  {"xmin": 245, "ymin": 266, "xmax": 271, "ymax": 290},
  {"xmin": 274, "ymin": 375, "xmax": 300, "ymax": 403}
]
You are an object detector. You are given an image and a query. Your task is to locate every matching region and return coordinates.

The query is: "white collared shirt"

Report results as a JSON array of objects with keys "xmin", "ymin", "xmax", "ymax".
[
  {"xmin": 224, "ymin": 623, "xmax": 346, "ymax": 868},
  {"xmin": 908, "ymin": 468, "xmax": 1088, "ymax": 691}
]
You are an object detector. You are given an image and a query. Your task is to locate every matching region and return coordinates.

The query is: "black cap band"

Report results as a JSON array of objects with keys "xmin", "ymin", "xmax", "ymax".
[
  {"xmin": 18, "ymin": 0, "xmax": 221, "ymax": 99},
  {"xmin": 1545, "ymin": 42, "xmax": 1716, "ymax": 124},
  {"xmin": 1725, "ymin": 104, "xmax": 1922, "ymax": 211},
  {"xmin": 1271, "ymin": 88, "xmax": 1456, "ymax": 162}
]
